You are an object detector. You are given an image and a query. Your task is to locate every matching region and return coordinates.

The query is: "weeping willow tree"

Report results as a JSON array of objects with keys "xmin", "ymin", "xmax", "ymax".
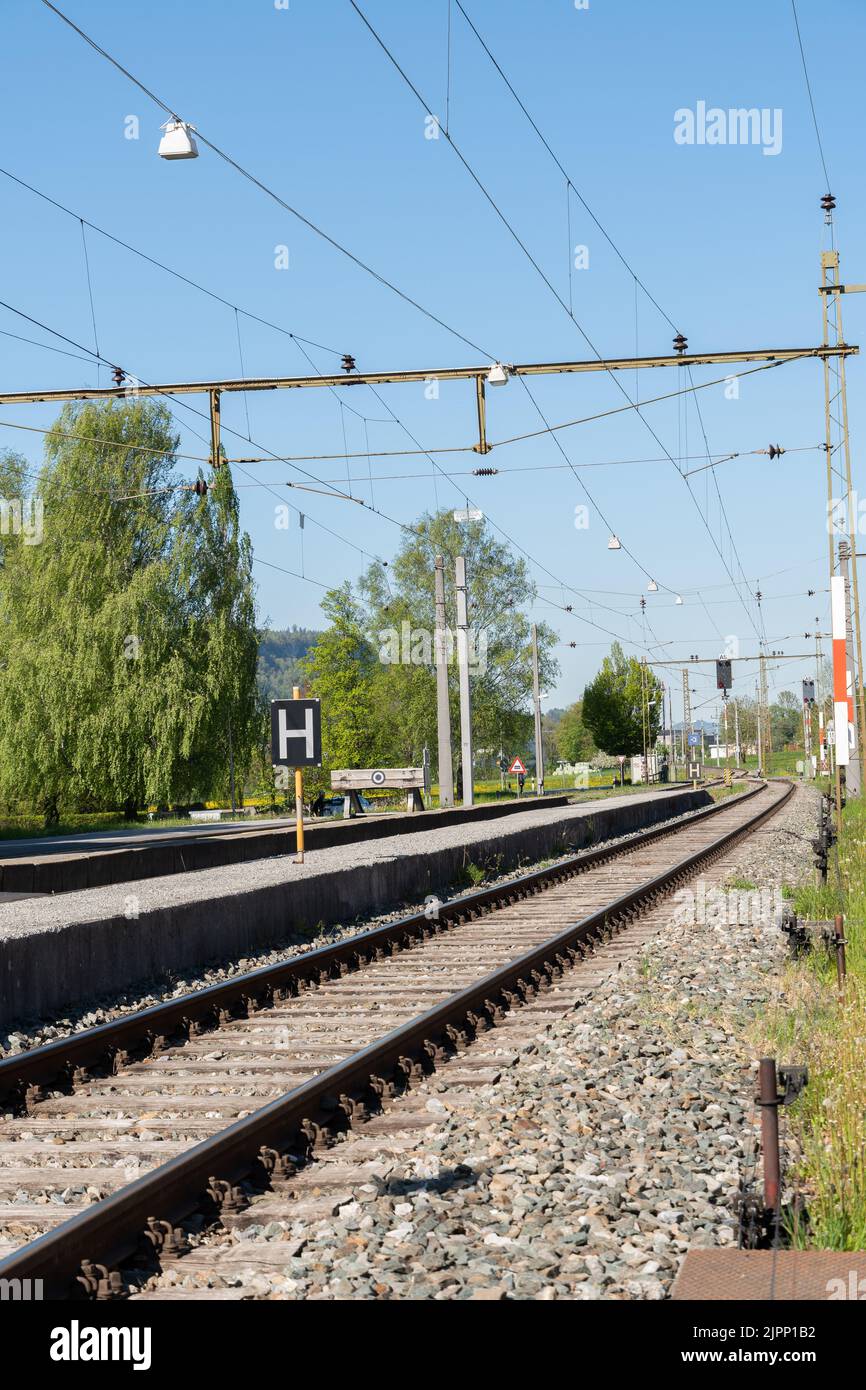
[{"xmin": 0, "ymin": 399, "xmax": 259, "ymax": 824}]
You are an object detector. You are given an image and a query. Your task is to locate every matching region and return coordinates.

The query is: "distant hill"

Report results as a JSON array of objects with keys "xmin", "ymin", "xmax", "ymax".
[{"xmin": 257, "ymin": 627, "xmax": 321, "ymax": 703}]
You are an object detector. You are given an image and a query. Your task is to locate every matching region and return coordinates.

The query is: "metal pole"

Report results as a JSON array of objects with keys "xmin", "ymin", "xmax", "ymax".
[
  {"xmin": 228, "ymin": 717, "xmax": 236, "ymax": 813},
  {"xmin": 292, "ymin": 685, "xmax": 305, "ymax": 863},
  {"xmin": 209, "ymin": 388, "xmax": 221, "ymax": 467},
  {"xmin": 821, "ymin": 252, "xmax": 837, "ymax": 584},
  {"xmin": 838, "ymin": 540, "xmax": 861, "ymax": 796},
  {"xmin": 734, "ymin": 699, "xmax": 741, "ymax": 767},
  {"xmin": 834, "ymin": 914, "xmax": 847, "ymax": 993},
  {"xmin": 532, "ymin": 623, "xmax": 544, "ymax": 797},
  {"xmin": 827, "ymin": 269, "xmax": 866, "ymax": 775},
  {"xmin": 758, "ymin": 1057, "xmax": 781, "ymax": 1218},
  {"xmin": 434, "ymin": 557, "xmax": 454, "ymax": 808},
  {"xmin": 455, "ymin": 556, "xmax": 474, "ymax": 806},
  {"xmin": 0, "ymin": 345, "xmax": 855, "ymax": 408}
]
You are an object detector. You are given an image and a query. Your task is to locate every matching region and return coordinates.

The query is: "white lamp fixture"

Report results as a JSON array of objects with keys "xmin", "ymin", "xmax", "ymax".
[
  {"xmin": 158, "ymin": 120, "xmax": 199, "ymax": 160},
  {"xmin": 647, "ymin": 579, "xmax": 658, "ymax": 592},
  {"xmin": 486, "ymin": 362, "xmax": 509, "ymax": 387},
  {"xmin": 607, "ymin": 534, "xmax": 622, "ymax": 550}
]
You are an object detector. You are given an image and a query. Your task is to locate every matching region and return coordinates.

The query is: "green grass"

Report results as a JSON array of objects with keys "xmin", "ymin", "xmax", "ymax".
[{"xmin": 760, "ymin": 797, "xmax": 866, "ymax": 1249}]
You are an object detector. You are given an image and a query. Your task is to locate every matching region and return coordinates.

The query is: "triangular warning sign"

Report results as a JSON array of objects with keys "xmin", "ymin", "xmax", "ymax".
[{"xmin": 508, "ymin": 756, "xmax": 527, "ymax": 775}]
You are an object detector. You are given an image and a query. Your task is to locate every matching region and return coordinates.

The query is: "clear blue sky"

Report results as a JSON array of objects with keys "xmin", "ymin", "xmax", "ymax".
[{"xmin": 2, "ymin": 0, "xmax": 864, "ymax": 725}]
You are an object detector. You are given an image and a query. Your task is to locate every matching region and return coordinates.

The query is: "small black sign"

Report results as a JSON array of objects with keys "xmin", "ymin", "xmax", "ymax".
[{"xmin": 270, "ymin": 699, "xmax": 322, "ymax": 767}]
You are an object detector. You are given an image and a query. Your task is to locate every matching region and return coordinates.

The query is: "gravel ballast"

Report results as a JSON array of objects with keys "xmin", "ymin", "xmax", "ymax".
[{"xmin": 146, "ymin": 784, "xmax": 817, "ymax": 1301}]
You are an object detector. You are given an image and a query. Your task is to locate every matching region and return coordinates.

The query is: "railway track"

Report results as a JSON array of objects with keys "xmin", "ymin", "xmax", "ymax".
[{"xmin": 0, "ymin": 777, "xmax": 791, "ymax": 1299}]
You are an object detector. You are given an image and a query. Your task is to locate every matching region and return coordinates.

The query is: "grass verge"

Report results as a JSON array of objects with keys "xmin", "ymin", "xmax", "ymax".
[{"xmin": 759, "ymin": 796, "xmax": 866, "ymax": 1249}]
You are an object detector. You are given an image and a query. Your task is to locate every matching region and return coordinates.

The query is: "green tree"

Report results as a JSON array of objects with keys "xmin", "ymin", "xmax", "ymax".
[
  {"xmin": 257, "ymin": 627, "xmax": 321, "ymax": 703},
  {"xmin": 303, "ymin": 511, "xmax": 558, "ymax": 783},
  {"xmin": 0, "ymin": 400, "xmax": 259, "ymax": 823},
  {"xmin": 554, "ymin": 700, "xmax": 597, "ymax": 763},
  {"xmin": 302, "ymin": 584, "xmax": 382, "ymax": 791},
  {"xmin": 771, "ymin": 690, "xmax": 802, "ymax": 748},
  {"xmin": 582, "ymin": 643, "xmax": 663, "ymax": 757}
]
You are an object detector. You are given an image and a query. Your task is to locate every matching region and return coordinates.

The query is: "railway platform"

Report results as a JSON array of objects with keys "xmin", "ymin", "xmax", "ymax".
[{"xmin": 0, "ymin": 783, "xmax": 712, "ymax": 1027}]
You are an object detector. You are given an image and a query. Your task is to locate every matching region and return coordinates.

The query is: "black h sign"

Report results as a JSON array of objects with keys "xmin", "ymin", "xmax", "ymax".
[
  {"xmin": 270, "ymin": 699, "xmax": 322, "ymax": 767},
  {"xmin": 716, "ymin": 659, "xmax": 732, "ymax": 691}
]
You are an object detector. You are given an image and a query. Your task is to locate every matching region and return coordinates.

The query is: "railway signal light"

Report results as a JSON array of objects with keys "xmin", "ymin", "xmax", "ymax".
[
  {"xmin": 716, "ymin": 659, "xmax": 732, "ymax": 690},
  {"xmin": 803, "ymin": 678, "xmax": 815, "ymax": 704}
]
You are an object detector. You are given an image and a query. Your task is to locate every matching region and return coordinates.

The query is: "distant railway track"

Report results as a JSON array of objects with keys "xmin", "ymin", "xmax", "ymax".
[{"xmin": 0, "ymin": 776, "xmax": 790, "ymax": 1300}]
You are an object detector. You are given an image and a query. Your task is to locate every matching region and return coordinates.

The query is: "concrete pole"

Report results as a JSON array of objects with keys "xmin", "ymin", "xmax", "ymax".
[
  {"xmin": 667, "ymin": 683, "xmax": 675, "ymax": 779},
  {"xmin": 434, "ymin": 557, "xmax": 454, "ymax": 808},
  {"xmin": 532, "ymin": 623, "xmax": 544, "ymax": 797},
  {"xmin": 756, "ymin": 679, "xmax": 763, "ymax": 775},
  {"xmin": 455, "ymin": 556, "xmax": 474, "ymax": 806},
  {"xmin": 734, "ymin": 699, "xmax": 741, "ymax": 766}
]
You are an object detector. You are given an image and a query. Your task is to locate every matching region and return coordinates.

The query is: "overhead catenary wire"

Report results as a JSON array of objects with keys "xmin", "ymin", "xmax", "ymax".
[
  {"xmin": 0, "ymin": 166, "xmax": 347, "ymax": 363},
  {"xmin": 0, "ymin": 296, "xmax": 414, "ymax": 543},
  {"xmin": 37, "ymin": 1, "xmax": 497, "ymax": 361},
  {"xmin": 0, "ymin": 303, "xmax": 667, "ymax": 666},
  {"xmin": 447, "ymin": 0, "xmax": 825, "ymax": 660},
  {"xmin": 346, "ymin": 1, "xmax": 825, "ymax": 613},
  {"xmin": 0, "ymin": 298, "xmax": 413, "ymax": 581},
  {"xmin": 20, "ymin": 1, "xmax": 823, "ymax": 674},
  {"xmin": 790, "ymin": 0, "xmax": 832, "ymax": 194},
  {"xmin": 451, "ymin": 0, "xmax": 680, "ymax": 335}
]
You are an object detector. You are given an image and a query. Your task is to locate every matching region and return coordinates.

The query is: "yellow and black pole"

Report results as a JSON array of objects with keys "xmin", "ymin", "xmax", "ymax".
[{"xmin": 293, "ymin": 685, "xmax": 305, "ymax": 863}]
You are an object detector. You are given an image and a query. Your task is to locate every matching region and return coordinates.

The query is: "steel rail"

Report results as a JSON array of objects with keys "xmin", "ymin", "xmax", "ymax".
[
  {"xmin": 0, "ymin": 779, "xmax": 791, "ymax": 1299},
  {"xmin": 0, "ymin": 779, "xmax": 754, "ymax": 1112}
]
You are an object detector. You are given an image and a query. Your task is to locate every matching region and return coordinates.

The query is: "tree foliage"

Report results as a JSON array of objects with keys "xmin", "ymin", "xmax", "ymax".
[
  {"xmin": 553, "ymin": 700, "xmax": 598, "ymax": 763},
  {"xmin": 257, "ymin": 627, "xmax": 321, "ymax": 703},
  {"xmin": 302, "ymin": 511, "xmax": 559, "ymax": 780},
  {"xmin": 0, "ymin": 400, "xmax": 259, "ymax": 822},
  {"xmin": 582, "ymin": 643, "xmax": 663, "ymax": 757}
]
